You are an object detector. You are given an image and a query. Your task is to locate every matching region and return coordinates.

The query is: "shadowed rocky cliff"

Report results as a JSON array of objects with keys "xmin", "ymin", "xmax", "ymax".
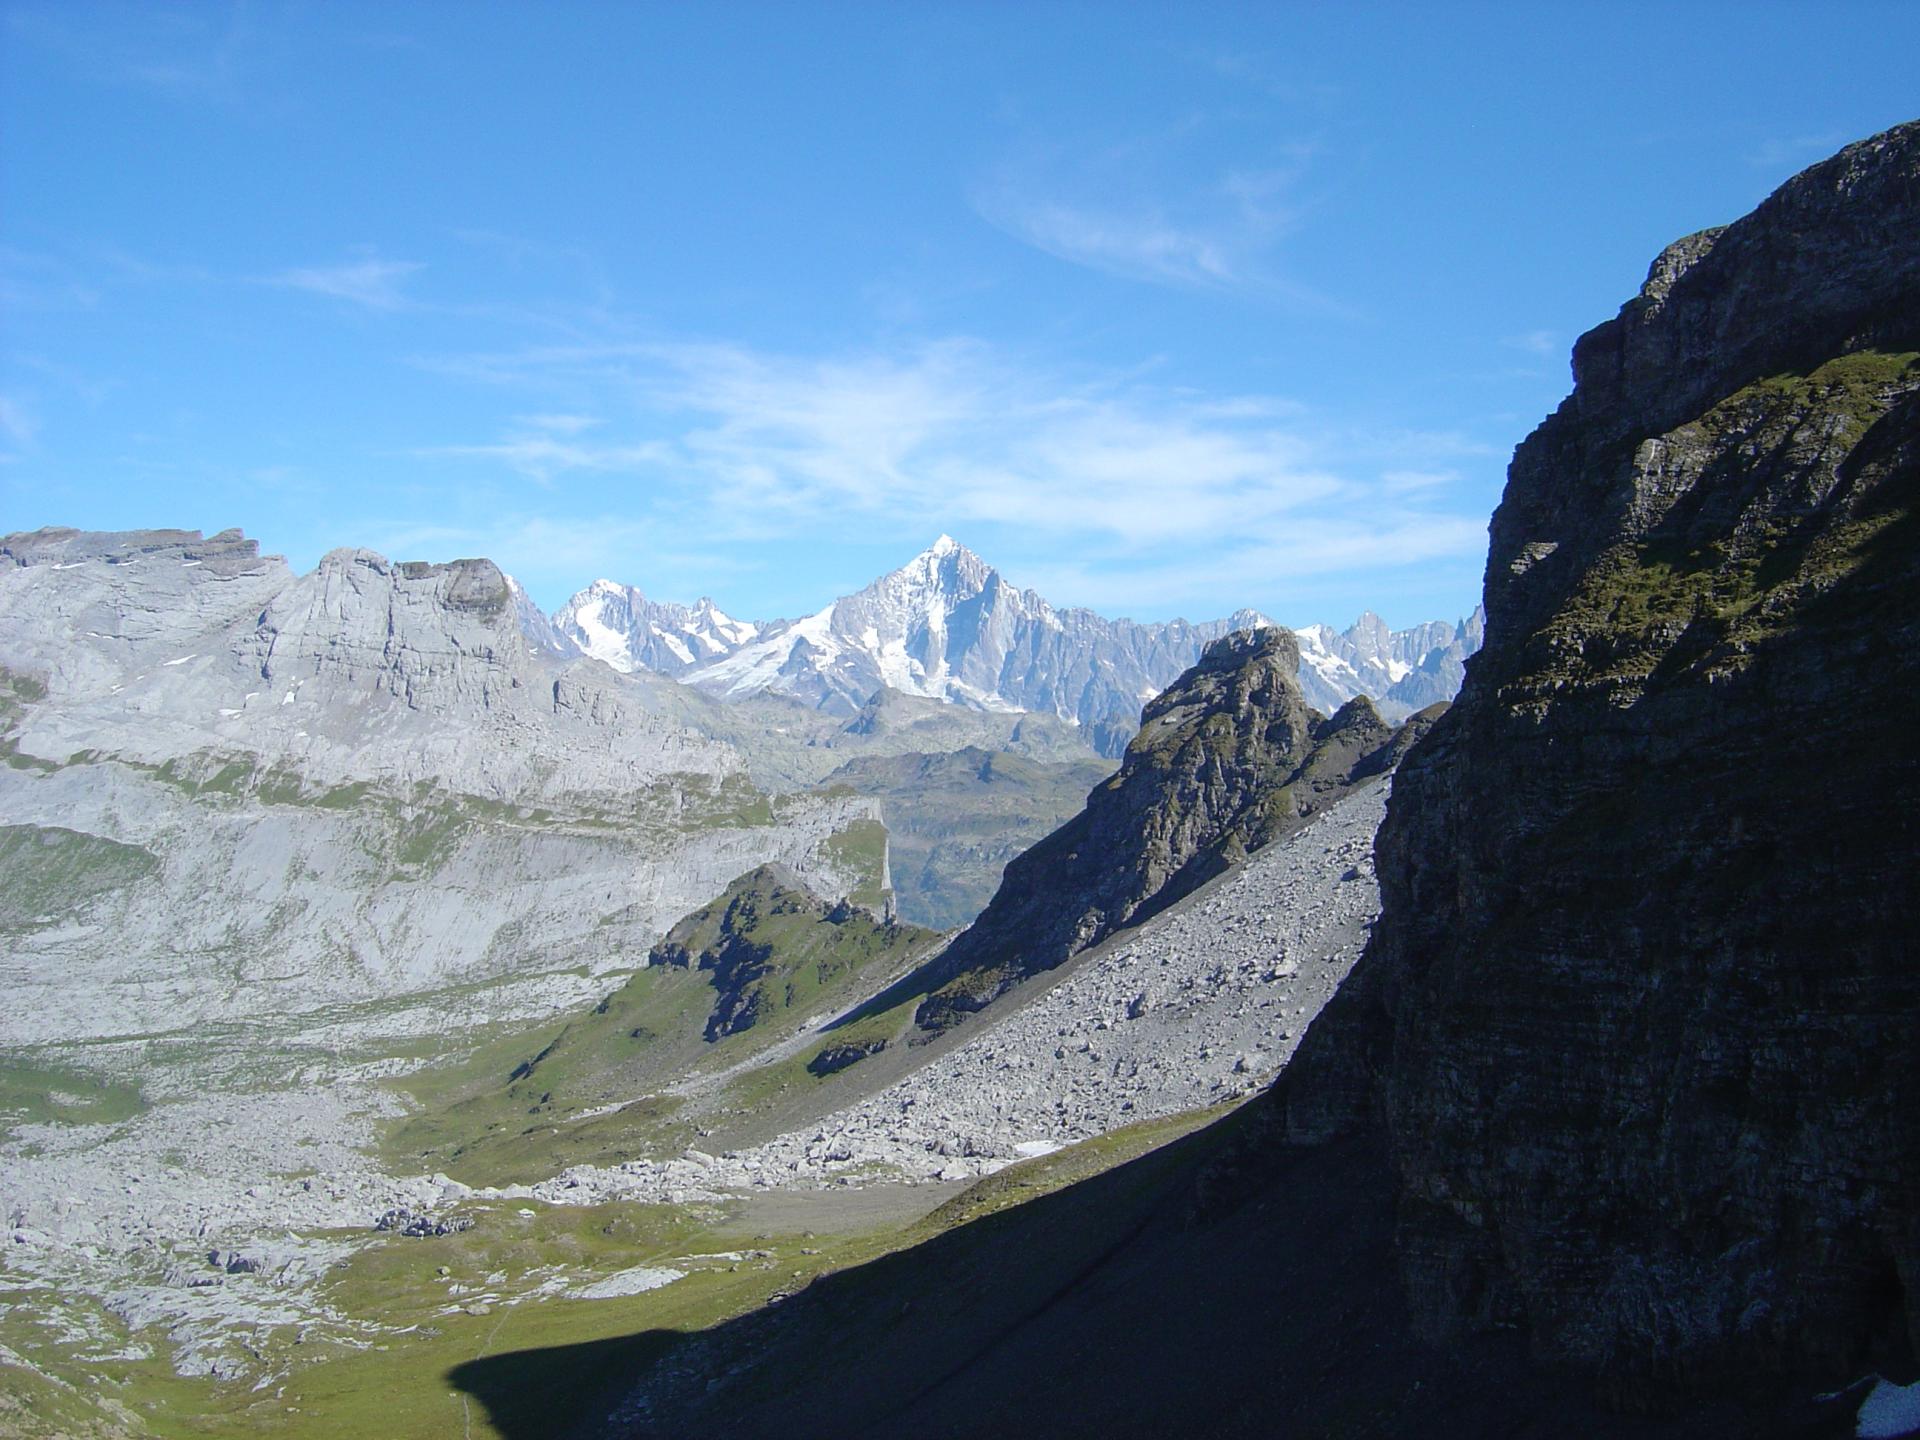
[{"xmin": 1285, "ymin": 118, "xmax": 1920, "ymax": 1405}]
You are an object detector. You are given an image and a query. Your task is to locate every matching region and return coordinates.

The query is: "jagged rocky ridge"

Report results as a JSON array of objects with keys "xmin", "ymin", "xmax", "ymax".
[
  {"xmin": 911, "ymin": 626, "xmax": 1443, "ymax": 1032},
  {"xmin": 1280, "ymin": 120, "xmax": 1920, "ymax": 1405},
  {"xmin": 0, "ymin": 527, "xmax": 732, "ymax": 799},
  {"xmin": 548, "ymin": 534, "xmax": 1481, "ymax": 752},
  {"xmin": 556, "ymin": 578, "xmax": 759, "ymax": 674}
]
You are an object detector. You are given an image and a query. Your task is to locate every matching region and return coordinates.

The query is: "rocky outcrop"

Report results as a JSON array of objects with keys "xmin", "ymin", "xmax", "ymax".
[
  {"xmin": 649, "ymin": 863, "xmax": 927, "ymax": 1041},
  {"xmin": 806, "ymin": 1037, "xmax": 887, "ymax": 1078},
  {"xmin": 913, "ymin": 627, "xmax": 1433, "ymax": 1030},
  {"xmin": 1285, "ymin": 121, "xmax": 1920, "ymax": 1405},
  {"xmin": 0, "ymin": 528, "xmax": 743, "ymax": 801},
  {"xmin": 381, "ymin": 859, "xmax": 942, "ymax": 1182}
]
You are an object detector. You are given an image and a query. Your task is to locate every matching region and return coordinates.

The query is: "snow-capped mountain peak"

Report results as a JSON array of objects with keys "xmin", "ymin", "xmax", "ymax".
[
  {"xmin": 550, "ymin": 577, "xmax": 763, "ymax": 675},
  {"xmin": 873, "ymin": 535, "xmax": 991, "ymax": 606},
  {"xmin": 541, "ymin": 543, "xmax": 1482, "ymax": 756}
]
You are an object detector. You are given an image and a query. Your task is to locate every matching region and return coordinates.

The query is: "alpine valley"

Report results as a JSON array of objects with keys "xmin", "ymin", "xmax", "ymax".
[
  {"xmin": 0, "ymin": 122, "xmax": 1915, "ymax": 1440},
  {"xmin": 0, "ymin": 521, "xmax": 1471, "ymax": 1434}
]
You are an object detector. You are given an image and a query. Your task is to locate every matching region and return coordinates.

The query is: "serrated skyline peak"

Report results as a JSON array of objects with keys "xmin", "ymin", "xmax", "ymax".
[{"xmin": 544, "ymin": 538, "xmax": 1480, "ymax": 755}]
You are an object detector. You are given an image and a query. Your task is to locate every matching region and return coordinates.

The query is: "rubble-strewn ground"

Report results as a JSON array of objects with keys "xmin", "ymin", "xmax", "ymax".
[
  {"xmin": 0, "ymin": 784, "xmax": 1386, "ymax": 1437},
  {"xmin": 548, "ymin": 781, "xmax": 1385, "ymax": 1202}
]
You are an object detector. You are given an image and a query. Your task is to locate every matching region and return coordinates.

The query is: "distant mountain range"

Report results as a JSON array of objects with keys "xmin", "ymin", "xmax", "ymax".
[{"xmin": 547, "ymin": 535, "xmax": 1483, "ymax": 754}]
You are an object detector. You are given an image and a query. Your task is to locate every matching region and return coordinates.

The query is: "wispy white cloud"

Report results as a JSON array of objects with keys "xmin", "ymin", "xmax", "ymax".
[
  {"xmin": 976, "ymin": 194, "xmax": 1243, "ymax": 289},
  {"xmin": 1381, "ymin": 468, "xmax": 1455, "ymax": 494},
  {"xmin": 0, "ymin": 247, "xmax": 103, "ymax": 311},
  {"xmin": 270, "ymin": 257, "xmax": 423, "ymax": 310},
  {"xmin": 1013, "ymin": 512, "xmax": 1487, "ymax": 614},
  {"xmin": 408, "ymin": 336, "xmax": 1488, "ymax": 612},
  {"xmin": 412, "ymin": 400, "xmax": 636, "ymax": 488},
  {"xmin": 91, "ymin": 246, "xmax": 217, "ymax": 287},
  {"xmin": 514, "ymin": 413, "xmax": 603, "ymax": 435},
  {"xmin": 9, "ymin": 353, "xmax": 119, "ymax": 408},
  {"xmin": 416, "ymin": 435, "xmax": 670, "ymax": 488},
  {"xmin": 973, "ymin": 130, "xmax": 1334, "ymax": 306},
  {"xmin": 586, "ymin": 338, "xmax": 1349, "ymax": 545},
  {"xmin": 1502, "ymin": 329, "xmax": 1559, "ymax": 358}
]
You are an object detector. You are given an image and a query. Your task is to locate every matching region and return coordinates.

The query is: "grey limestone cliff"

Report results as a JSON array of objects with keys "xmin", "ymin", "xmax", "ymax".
[{"xmin": 0, "ymin": 528, "xmax": 885, "ymax": 1038}]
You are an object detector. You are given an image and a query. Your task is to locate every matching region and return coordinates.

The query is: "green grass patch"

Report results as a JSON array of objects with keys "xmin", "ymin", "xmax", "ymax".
[
  {"xmin": 281, "ymin": 1199, "xmax": 930, "ymax": 1440},
  {"xmin": 2, "ymin": 1108, "xmax": 1227, "ymax": 1439},
  {"xmin": 0, "ymin": 667, "xmax": 47, "ymax": 708},
  {"xmin": 0, "ymin": 668, "xmax": 58, "ymax": 776},
  {"xmin": 0, "ymin": 825, "xmax": 159, "ymax": 931},
  {"xmin": 0, "ymin": 1056, "xmax": 145, "ymax": 1139},
  {"xmin": 713, "ymin": 994, "xmax": 920, "ymax": 1121},
  {"xmin": 0, "ymin": 1196, "xmax": 931, "ymax": 1439},
  {"xmin": 0, "ymin": 1356, "xmax": 148, "ymax": 1439},
  {"xmin": 1746, "ymin": 348, "xmax": 1919, "ymax": 432}
]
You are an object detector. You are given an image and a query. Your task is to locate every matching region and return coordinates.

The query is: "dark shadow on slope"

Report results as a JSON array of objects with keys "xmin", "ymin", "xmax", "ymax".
[
  {"xmin": 449, "ymin": 1088, "xmax": 1852, "ymax": 1440},
  {"xmin": 442, "ymin": 1328, "xmax": 683, "ymax": 1440},
  {"xmin": 813, "ymin": 944, "xmax": 952, "ymax": 1035}
]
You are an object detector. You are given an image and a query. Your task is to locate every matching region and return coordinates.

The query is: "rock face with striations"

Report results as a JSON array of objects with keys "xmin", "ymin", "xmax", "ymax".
[
  {"xmin": 0, "ymin": 528, "xmax": 887, "ymax": 1039},
  {"xmin": 1286, "ymin": 122, "xmax": 1920, "ymax": 1404},
  {"xmin": 914, "ymin": 626, "xmax": 1440, "ymax": 1031},
  {"xmin": 0, "ymin": 529, "xmax": 736, "ymax": 800}
]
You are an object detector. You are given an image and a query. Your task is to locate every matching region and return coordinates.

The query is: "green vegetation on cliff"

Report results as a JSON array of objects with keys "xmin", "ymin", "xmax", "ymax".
[
  {"xmin": 1304, "ymin": 124, "xmax": 1920, "ymax": 1408},
  {"xmin": 1516, "ymin": 349, "xmax": 1919, "ymax": 706}
]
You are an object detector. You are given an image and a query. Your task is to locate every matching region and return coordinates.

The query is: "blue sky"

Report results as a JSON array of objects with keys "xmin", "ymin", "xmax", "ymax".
[{"xmin": 4, "ymin": 2, "xmax": 1916, "ymax": 629}]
